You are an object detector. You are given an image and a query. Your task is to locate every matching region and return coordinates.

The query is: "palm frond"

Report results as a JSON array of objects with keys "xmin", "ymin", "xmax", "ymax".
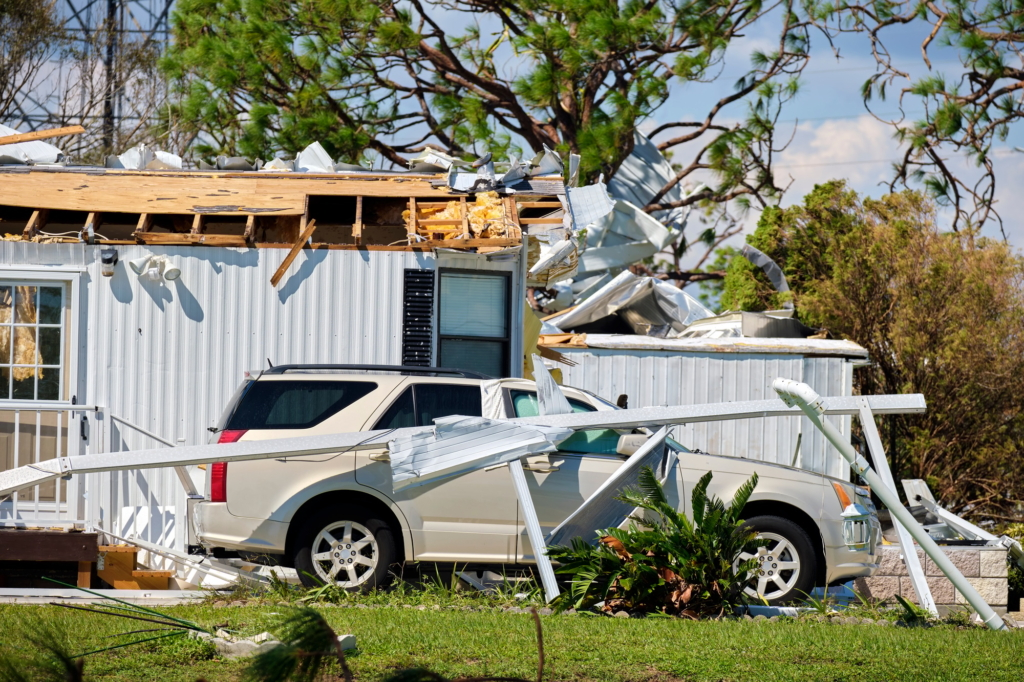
[
  {"xmin": 691, "ymin": 471, "xmax": 713, "ymax": 527},
  {"xmin": 728, "ymin": 472, "xmax": 759, "ymax": 522},
  {"xmin": 637, "ymin": 465, "xmax": 666, "ymax": 505},
  {"xmin": 244, "ymin": 607, "xmax": 351, "ymax": 682}
]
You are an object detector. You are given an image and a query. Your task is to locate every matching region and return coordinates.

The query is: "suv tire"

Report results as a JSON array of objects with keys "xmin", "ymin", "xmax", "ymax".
[
  {"xmin": 736, "ymin": 515, "xmax": 817, "ymax": 605},
  {"xmin": 293, "ymin": 506, "xmax": 396, "ymax": 591}
]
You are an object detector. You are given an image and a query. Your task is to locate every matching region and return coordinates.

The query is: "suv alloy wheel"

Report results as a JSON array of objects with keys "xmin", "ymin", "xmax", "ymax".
[
  {"xmin": 734, "ymin": 515, "xmax": 817, "ymax": 604},
  {"xmin": 294, "ymin": 507, "xmax": 396, "ymax": 591}
]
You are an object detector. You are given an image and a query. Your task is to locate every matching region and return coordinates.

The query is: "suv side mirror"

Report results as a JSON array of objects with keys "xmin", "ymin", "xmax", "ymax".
[{"xmin": 616, "ymin": 434, "xmax": 649, "ymax": 456}]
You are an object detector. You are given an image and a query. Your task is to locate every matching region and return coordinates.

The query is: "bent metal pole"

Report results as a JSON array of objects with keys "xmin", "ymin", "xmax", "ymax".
[{"xmin": 772, "ymin": 378, "xmax": 1007, "ymax": 632}]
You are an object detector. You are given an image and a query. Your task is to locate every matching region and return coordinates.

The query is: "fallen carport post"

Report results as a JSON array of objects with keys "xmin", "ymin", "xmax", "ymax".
[
  {"xmin": 855, "ymin": 397, "xmax": 937, "ymax": 616},
  {"xmin": 902, "ymin": 479, "xmax": 1024, "ymax": 571},
  {"xmin": 773, "ymin": 378, "xmax": 1008, "ymax": 632}
]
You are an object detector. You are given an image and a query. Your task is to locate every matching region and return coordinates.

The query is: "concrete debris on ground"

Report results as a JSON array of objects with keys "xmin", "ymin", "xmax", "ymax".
[{"xmin": 192, "ymin": 629, "xmax": 356, "ymax": 659}]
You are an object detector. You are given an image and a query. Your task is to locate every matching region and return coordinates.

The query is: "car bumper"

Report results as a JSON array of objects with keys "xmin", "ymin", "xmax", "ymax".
[
  {"xmin": 823, "ymin": 538, "xmax": 881, "ymax": 582},
  {"xmin": 821, "ymin": 515, "xmax": 881, "ymax": 583},
  {"xmin": 195, "ymin": 502, "xmax": 288, "ymax": 554}
]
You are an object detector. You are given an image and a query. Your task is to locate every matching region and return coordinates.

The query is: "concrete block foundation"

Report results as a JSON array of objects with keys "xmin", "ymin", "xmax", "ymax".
[{"xmin": 854, "ymin": 545, "xmax": 1008, "ymax": 613}]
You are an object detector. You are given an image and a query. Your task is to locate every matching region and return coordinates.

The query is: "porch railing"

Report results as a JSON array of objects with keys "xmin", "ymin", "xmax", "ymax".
[
  {"xmin": 0, "ymin": 401, "xmax": 201, "ymax": 553},
  {"xmin": 0, "ymin": 401, "xmax": 97, "ymax": 528}
]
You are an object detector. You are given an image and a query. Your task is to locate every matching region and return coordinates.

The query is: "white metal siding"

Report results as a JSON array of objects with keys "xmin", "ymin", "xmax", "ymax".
[
  {"xmin": 557, "ymin": 349, "xmax": 855, "ymax": 479},
  {"xmin": 0, "ymin": 242, "xmax": 523, "ymax": 552}
]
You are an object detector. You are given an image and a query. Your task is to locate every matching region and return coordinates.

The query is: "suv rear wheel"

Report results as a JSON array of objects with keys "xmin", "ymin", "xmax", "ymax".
[
  {"xmin": 735, "ymin": 515, "xmax": 817, "ymax": 605},
  {"xmin": 293, "ymin": 507, "xmax": 396, "ymax": 591}
]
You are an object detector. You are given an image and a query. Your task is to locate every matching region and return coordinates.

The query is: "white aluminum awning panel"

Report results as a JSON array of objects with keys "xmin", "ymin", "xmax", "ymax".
[
  {"xmin": 0, "ymin": 394, "xmax": 925, "ymax": 499},
  {"xmin": 512, "ymin": 394, "xmax": 925, "ymax": 431},
  {"xmin": 387, "ymin": 416, "xmax": 572, "ymax": 490}
]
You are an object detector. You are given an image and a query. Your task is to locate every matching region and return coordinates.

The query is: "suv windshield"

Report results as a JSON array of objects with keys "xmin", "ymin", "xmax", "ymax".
[{"xmin": 225, "ymin": 380, "xmax": 377, "ymax": 430}]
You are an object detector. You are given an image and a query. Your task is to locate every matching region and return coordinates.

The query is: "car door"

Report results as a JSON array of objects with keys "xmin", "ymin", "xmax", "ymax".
[
  {"xmin": 355, "ymin": 381, "xmax": 519, "ymax": 563},
  {"xmin": 507, "ymin": 389, "xmax": 629, "ymax": 562}
]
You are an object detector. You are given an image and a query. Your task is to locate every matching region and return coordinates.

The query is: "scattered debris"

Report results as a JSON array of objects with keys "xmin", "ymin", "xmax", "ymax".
[
  {"xmin": 0, "ymin": 122, "xmax": 64, "ymax": 164},
  {"xmin": 106, "ymin": 143, "xmax": 183, "ymax": 170},
  {"xmin": 545, "ymin": 270, "xmax": 714, "ymax": 337}
]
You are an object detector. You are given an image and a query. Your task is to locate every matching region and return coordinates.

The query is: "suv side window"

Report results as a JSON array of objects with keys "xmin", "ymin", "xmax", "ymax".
[
  {"xmin": 373, "ymin": 386, "xmax": 416, "ymax": 429},
  {"xmin": 510, "ymin": 390, "xmax": 595, "ymax": 417},
  {"xmin": 373, "ymin": 384, "xmax": 483, "ymax": 429},
  {"xmin": 415, "ymin": 384, "xmax": 482, "ymax": 425},
  {"xmin": 509, "ymin": 389, "xmax": 621, "ymax": 455}
]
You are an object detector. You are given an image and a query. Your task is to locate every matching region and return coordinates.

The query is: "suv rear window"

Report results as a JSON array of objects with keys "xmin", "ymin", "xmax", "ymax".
[{"xmin": 225, "ymin": 380, "xmax": 377, "ymax": 430}]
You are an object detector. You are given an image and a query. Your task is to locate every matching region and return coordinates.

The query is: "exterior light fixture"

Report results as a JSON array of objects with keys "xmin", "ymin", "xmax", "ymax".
[
  {"xmin": 100, "ymin": 248, "xmax": 118, "ymax": 277},
  {"xmin": 127, "ymin": 254, "xmax": 181, "ymax": 281},
  {"xmin": 128, "ymin": 255, "xmax": 153, "ymax": 275}
]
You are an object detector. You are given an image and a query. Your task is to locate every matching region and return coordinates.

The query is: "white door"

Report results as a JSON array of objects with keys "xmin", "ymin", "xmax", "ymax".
[
  {"xmin": 504, "ymin": 387, "xmax": 631, "ymax": 561},
  {"xmin": 0, "ymin": 272, "xmax": 83, "ymax": 525}
]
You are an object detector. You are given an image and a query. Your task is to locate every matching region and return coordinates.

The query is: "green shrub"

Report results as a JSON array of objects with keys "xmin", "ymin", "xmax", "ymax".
[
  {"xmin": 998, "ymin": 523, "xmax": 1024, "ymax": 607},
  {"xmin": 546, "ymin": 467, "xmax": 762, "ymax": 618}
]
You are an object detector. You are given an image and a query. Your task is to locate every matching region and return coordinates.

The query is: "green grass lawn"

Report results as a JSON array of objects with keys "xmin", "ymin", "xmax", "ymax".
[{"xmin": 0, "ymin": 602, "xmax": 1021, "ymax": 681}]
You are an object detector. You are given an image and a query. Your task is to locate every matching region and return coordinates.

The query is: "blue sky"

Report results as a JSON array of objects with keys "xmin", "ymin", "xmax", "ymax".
[{"xmin": 640, "ymin": 13, "xmax": 1024, "ymax": 254}]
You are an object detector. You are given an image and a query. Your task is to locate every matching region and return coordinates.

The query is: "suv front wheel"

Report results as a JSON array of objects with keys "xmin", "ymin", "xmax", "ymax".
[
  {"xmin": 293, "ymin": 507, "xmax": 396, "ymax": 591},
  {"xmin": 735, "ymin": 515, "xmax": 817, "ymax": 605}
]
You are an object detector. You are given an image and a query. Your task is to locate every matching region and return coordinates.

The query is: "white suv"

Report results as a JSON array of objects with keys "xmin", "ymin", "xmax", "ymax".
[{"xmin": 196, "ymin": 365, "xmax": 880, "ymax": 603}]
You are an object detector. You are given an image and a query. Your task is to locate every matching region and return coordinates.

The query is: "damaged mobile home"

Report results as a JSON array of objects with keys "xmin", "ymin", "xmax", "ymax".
[
  {"xmin": 0, "ymin": 133, "xmax": 581, "ymax": 582},
  {"xmin": 0, "ymin": 130, "xmax": 1016, "ymax": 622}
]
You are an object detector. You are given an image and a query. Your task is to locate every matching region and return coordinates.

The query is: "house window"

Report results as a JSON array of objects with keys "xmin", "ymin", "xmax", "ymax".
[
  {"xmin": 438, "ymin": 271, "xmax": 510, "ymax": 377},
  {"xmin": 0, "ymin": 283, "xmax": 65, "ymax": 401}
]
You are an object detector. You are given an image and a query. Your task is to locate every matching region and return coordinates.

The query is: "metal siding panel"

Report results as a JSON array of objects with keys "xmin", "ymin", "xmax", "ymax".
[
  {"xmin": 0, "ymin": 242, "xmax": 521, "ymax": 550},
  {"xmin": 558, "ymin": 349, "xmax": 855, "ymax": 476}
]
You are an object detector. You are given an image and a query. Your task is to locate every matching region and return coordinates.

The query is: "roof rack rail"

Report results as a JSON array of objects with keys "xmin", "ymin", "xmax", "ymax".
[{"xmin": 261, "ymin": 364, "xmax": 494, "ymax": 380}]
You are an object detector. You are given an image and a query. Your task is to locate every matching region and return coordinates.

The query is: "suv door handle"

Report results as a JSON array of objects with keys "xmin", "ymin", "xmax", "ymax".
[
  {"xmin": 484, "ymin": 459, "xmax": 562, "ymax": 473},
  {"xmin": 523, "ymin": 458, "xmax": 562, "ymax": 473}
]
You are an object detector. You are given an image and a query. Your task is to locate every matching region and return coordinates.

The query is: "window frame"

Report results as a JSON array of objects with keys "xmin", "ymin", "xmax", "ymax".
[
  {"xmin": 0, "ymin": 269, "xmax": 81, "ymax": 403},
  {"xmin": 373, "ymin": 381, "xmax": 483, "ymax": 430},
  {"xmin": 224, "ymin": 379, "xmax": 379, "ymax": 431},
  {"xmin": 436, "ymin": 268, "xmax": 512, "ymax": 378}
]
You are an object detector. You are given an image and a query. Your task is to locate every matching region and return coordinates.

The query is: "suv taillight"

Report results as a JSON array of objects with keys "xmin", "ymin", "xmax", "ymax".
[
  {"xmin": 211, "ymin": 430, "xmax": 247, "ymax": 502},
  {"xmin": 210, "ymin": 462, "xmax": 228, "ymax": 502}
]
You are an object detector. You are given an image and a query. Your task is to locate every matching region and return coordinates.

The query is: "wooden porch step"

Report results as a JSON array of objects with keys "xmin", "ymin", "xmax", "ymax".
[{"xmin": 97, "ymin": 544, "xmax": 172, "ymax": 590}]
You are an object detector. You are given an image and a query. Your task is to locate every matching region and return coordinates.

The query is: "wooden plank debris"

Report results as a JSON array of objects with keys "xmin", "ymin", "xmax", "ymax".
[
  {"xmin": 270, "ymin": 219, "xmax": 318, "ymax": 287},
  {"xmin": 243, "ymin": 214, "xmax": 256, "ymax": 243},
  {"xmin": 135, "ymin": 233, "xmax": 249, "ymax": 247},
  {"xmin": 0, "ymin": 125, "xmax": 85, "ymax": 146},
  {"xmin": 82, "ymin": 212, "xmax": 102, "ymax": 242},
  {"xmin": 0, "ymin": 171, "xmax": 452, "ymax": 215},
  {"xmin": 190, "ymin": 214, "xmax": 204, "ymax": 235},
  {"xmin": 407, "ymin": 197, "xmax": 418, "ymax": 242},
  {"xmin": 0, "ymin": 529, "xmax": 98, "ymax": 562}
]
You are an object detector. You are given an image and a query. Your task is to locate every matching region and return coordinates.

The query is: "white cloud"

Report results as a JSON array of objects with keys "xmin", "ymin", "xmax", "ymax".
[{"xmin": 775, "ymin": 115, "xmax": 900, "ymax": 202}]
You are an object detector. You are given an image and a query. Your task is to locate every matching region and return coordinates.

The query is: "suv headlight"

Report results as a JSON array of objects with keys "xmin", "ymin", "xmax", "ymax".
[
  {"xmin": 832, "ymin": 481, "xmax": 876, "ymax": 551},
  {"xmin": 840, "ymin": 503, "xmax": 872, "ymax": 549}
]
